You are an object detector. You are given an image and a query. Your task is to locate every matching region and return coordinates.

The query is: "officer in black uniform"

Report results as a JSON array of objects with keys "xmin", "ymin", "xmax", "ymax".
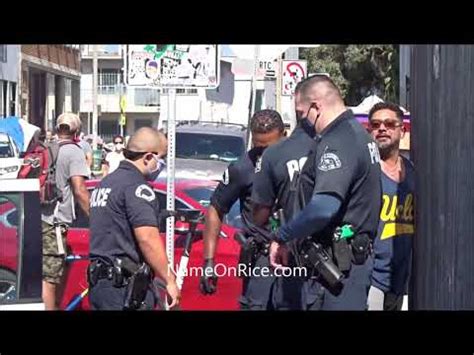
[
  {"xmin": 269, "ymin": 75, "xmax": 382, "ymax": 310},
  {"xmin": 88, "ymin": 127, "xmax": 180, "ymax": 310},
  {"xmin": 199, "ymin": 110, "xmax": 285, "ymax": 310},
  {"xmin": 250, "ymin": 80, "xmax": 321, "ymax": 310}
]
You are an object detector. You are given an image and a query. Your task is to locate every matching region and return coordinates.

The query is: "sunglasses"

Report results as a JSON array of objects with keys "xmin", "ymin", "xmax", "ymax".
[
  {"xmin": 369, "ymin": 120, "xmax": 403, "ymax": 130},
  {"xmin": 114, "ymin": 141, "xmax": 123, "ymax": 144}
]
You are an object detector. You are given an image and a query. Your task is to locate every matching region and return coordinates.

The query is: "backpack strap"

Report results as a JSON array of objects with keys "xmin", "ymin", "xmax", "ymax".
[{"xmin": 49, "ymin": 140, "xmax": 80, "ymax": 168}]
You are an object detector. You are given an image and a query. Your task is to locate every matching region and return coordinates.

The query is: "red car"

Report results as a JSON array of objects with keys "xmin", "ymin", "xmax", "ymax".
[
  {"xmin": 0, "ymin": 200, "xmax": 18, "ymax": 299},
  {"xmin": 60, "ymin": 179, "xmax": 243, "ymax": 311}
]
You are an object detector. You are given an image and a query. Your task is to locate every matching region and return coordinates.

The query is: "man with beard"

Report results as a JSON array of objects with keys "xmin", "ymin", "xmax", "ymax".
[{"xmin": 367, "ymin": 102, "xmax": 415, "ymax": 311}]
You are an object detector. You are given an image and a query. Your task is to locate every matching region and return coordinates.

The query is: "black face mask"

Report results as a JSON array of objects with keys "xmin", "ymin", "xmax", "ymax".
[
  {"xmin": 298, "ymin": 104, "xmax": 320, "ymax": 138},
  {"xmin": 249, "ymin": 146, "xmax": 267, "ymax": 164}
]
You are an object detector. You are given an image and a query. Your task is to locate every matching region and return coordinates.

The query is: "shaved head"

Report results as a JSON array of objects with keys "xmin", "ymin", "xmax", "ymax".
[
  {"xmin": 298, "ymin": 75, "xmax": 344, "ymax": 106},
  {"xmin": 294, "ymin": 75, "xmax": 346, "ymax": 134},
  {"xmin": 127, "ymin": 127, "xmax": 167, "ymax": 155}
]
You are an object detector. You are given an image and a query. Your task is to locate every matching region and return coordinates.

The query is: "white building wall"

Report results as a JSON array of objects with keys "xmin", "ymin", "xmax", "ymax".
[
  {"xmin": 45, "ymin": 73, "xmax": 56, "ymax": 130},
  {"xmin": 0, "ymin": 45, "xmax": 19, "ymax": 82}
]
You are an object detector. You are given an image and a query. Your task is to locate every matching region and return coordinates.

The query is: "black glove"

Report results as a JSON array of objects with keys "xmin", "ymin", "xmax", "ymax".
[{"xmin": 199, "ymin": 258, "xmax": 218, "ymax": 295}]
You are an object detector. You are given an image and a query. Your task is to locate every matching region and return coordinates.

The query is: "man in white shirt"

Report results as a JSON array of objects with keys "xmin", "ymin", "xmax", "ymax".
[{"xmin": 103, "ymin": 135, "xmax": 125, "ymax": 176}]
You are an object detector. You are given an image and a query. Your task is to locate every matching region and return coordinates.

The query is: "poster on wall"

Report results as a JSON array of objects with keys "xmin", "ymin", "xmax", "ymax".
[{"xmin": 126, "ymin": 45, "xmax": 220, "ymax": 88}]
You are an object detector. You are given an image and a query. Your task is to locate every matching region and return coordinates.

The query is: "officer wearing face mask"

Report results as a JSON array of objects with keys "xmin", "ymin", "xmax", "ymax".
[
  {"xmin": 199, "ymin": 110, "xmax": 285, "ymax": 310},
  {"xmin": 88, "ymin": 127, "xmax": 179, "ymax": 310},
  {"xmin": 250, "ymin": 79, "xmax": 322, "ymax": 310}
]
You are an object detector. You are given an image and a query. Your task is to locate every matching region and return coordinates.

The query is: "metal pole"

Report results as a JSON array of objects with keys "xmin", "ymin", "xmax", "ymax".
[
  {"xmin": 166, "ymin": 88, "xmax": 176, "ymax": 280},
  {"xmin": 247, "ymin": 45, "xmax": 260, "ymax": 150},
  {"xmin": 119, "ymin": 83, "xmax": 124, "ymax": 137},
  {"xmin": 276, "ymin": 54, "xmax": 282, "ymax": 114},
  {"xmin": 92, "ymin": 45, "xmax": 98, "ymax": 149},
  {"xmin": 17, "ymin": 45, "xmax": 22, "ymax": 117}
]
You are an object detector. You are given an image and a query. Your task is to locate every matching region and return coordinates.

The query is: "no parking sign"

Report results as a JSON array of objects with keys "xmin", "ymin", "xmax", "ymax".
[{"xmin": 281, "ymin": 60, "xmax": 307, "ymax": 96}]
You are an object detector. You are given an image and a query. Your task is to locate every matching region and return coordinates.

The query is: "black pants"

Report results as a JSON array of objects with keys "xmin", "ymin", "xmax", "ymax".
[
  {"xmin": 384, "ymin": 292, "xmax": 404, "ymax": 311},
  {"xmin": 307, "ymin": 254, "xmax": 373, "ymax": 311},
  {"xmin": 89, "ymin": 278, "xmax": 157, "ymax": 310},
  {"xmin": 239, "ymin": 253, "xmax": 276, "ymax": 310}
]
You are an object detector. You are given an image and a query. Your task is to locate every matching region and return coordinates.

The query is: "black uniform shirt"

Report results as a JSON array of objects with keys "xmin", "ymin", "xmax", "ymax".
[
  {"xmin": 310, "ymin": 109, "xmax": 382, "ymax": 238},
  {"xmin": 210, "ymin": 149, "xmax": 259, "ymax": 229},
  {"xmin": 89, "ymin": 160, "xmax": 160, "ymax": 264},
  {"xmin": 251, "ymin": 125, "xmax": 316, "ymax": 220}
]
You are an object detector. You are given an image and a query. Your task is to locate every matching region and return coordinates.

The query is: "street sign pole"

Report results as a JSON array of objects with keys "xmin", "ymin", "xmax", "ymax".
[
  {"xmin": 247, "ymin": 45, "xmax": 260, "ymax": 150},
  {"xmin": 165, "ymin": 88, "xmax": 176, "ymax": 309},
  {"xmin": 125, "ymin": 45, "xmax": 219, "ymax": 309}
]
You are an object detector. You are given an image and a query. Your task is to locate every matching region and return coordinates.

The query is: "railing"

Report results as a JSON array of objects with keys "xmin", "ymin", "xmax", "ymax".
[{"xmin": 80, "ymin": 86, "xmax": 161, "ymax": 113}]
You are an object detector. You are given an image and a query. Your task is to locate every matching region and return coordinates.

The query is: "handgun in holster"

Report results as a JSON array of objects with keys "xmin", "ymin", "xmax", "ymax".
[
  {"xmin": 299, "ymin": 237, "xmax": 344, "ymax": 289},
  {"xmin": 87, "ymin": 260, "xmax": 101, "ymax": 287},
  {"xmin": 332, "ymin": 225, "xmax": 356, "ymax": 273},
  {"xmin": 236, "ymin": 232, "xmax": 258, "ymax": 273},
  {"xmin": 123, "ymin": 263, "xmax": 152, "ymax": 310}
]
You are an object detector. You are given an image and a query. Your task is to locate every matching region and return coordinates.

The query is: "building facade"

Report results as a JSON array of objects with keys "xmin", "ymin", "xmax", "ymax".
[{"xmin": 20, "ymin": 45, "xmax": 81, "ymax": 131}]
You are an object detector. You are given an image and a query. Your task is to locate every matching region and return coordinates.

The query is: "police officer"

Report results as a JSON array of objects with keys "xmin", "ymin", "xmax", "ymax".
[
  {"xmin": 269, "ymin": 75, "xmax": 382, "ymax": 310},
  {"xmin": 88, "ymin": 127, "xmax": 180, "ymax": 310},
  {"xmin": 250, "ymin": 80, "xmax": 321, "ymax": 310},
  {"xmin": 199, "ymin": 110, "xmax": 285, "ymax": 310}
]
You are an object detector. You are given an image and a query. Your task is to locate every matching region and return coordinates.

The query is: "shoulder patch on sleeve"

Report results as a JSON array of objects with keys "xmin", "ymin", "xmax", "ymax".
[
  {"xmin": 318, "ymin": 146, "xmax": 342, "ymax": 172},
  {"xmin": 135, "ymin": 184, "xmax": 156, "ymax": 202}
]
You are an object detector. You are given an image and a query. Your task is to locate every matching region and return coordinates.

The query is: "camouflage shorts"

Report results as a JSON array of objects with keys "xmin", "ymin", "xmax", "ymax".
[{"xmin": 42, "ymin": 221, "xmax": 70, "ymax": 284}]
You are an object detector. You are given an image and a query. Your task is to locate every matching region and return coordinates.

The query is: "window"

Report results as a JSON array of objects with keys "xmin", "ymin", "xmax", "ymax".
[
  {"xmin": 3, "ymin": 81, "xmax": 7, "ymax": 117},
  {"xmin": 175, "ymin": 132, "xmax": 245, "ymax": 162},
  {"xmin": 0, "ymin": 45, "xmax": 6, "ymax": 63},
  {"xmin": 135, "ymin": 119, "xmax": 153, "ymax": 131},
  {"xmin": 0, "ymin": 134, "xmax": 14, "ymax": 158},
  {"xmin": 134, "ymin": 88, "xmax": 160, "ymax": 106},
  {"xmin": 98, "ymin": 69, "xmax": 121, "ymax": 86},
  {"xmin": 9, "ymin": 82, "xmax": 16, "ymax": 116}
]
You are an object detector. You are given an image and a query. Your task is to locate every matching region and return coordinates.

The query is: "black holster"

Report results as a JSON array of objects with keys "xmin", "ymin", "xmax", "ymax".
[
  {"xmin": 123, "ymin": 263, "xmax": 153, "ymax": 310},
  {"xmin": 88, "ymin": 257, "xmax": 153, "ymax": 310},
  {"xmin": 299, "ymin": 237, "xmax": 344, "ymax": 288},
  {"xmin": 332, "ymin": 238, "xmax": 352, "ymax": 273},
  {"xmin": 350, "ymin": 234, "xmax": 371, "ymax": 265},
  {"xmin": 237, "ymin": 233, "xmax": 268, "ymax": 277}
]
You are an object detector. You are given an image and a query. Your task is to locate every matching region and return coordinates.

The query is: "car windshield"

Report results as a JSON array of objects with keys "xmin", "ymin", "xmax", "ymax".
[
  {"xmin": 176, "ymin": 132, "xmax": 245, "ymax": 163},
  {"xmin": 0, "ymin": 141, "xmax": 13, "ymax": 158},
  {"xmin": 184, "ymin": 187, "xmax": 243, "ymax": 229}
]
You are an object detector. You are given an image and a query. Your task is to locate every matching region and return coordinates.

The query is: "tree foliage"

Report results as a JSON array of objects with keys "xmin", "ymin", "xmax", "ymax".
[{"xmin": 300, "ymin": 45, "xmax": 399, "ymax": 106}]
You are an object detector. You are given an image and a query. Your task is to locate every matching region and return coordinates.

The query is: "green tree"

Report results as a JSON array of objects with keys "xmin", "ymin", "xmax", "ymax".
[
  {"xmin": 300, "ymin": 45, "xmax": 349, "ymax": 98},
  {"xmin": 300, "ymin": 45, "xmax": 399, "ymax": 106}
]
